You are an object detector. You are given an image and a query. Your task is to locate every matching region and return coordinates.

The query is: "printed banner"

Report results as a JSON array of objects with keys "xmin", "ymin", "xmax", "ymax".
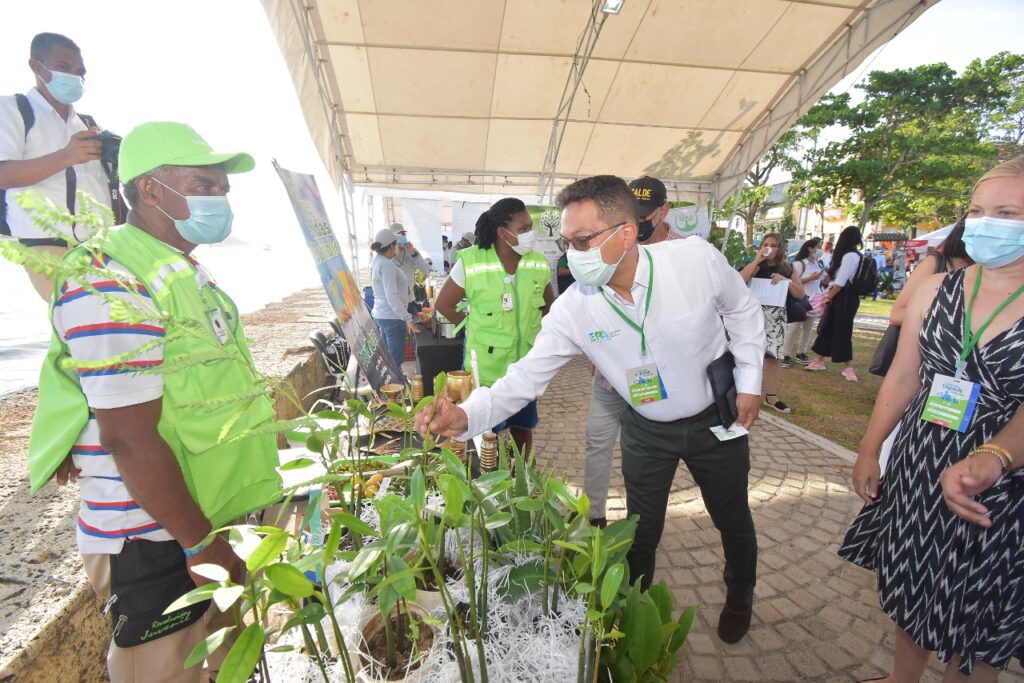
[
  {"xmin": 273, "ymin": 163, "xmax": 402, "ymax": 389},
  {"xmin": 666, "ymin": 202, "xmax": 710, "ymax": 239},
  {"xmin": 527, "ymin": 205, "xmax": 563, "ymax": 294}
]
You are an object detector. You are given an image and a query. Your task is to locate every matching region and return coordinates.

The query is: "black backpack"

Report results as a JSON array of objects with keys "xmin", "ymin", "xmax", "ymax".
[
  {"xmin": 0, "ymin": 94, "xmax": 124, "ymax": 238},
  {"xmin": 850, "ymin": 252, "xmax": 878, "ymax": 296}
]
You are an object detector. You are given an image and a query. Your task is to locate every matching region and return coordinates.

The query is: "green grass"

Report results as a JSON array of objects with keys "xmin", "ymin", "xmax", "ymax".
[
  {"xmin": 775, "ymin": 329, "xmax": 885, "ymax": 452},
  {"xmin": 855, "ymin": 297, "xmax": 895, "ymax": 318}
]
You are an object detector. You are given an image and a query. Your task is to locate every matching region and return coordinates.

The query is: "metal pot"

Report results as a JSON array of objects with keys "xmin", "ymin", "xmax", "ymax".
[{"xmin": 437, "ymin": 322, "xmax": 458, "ymax": 339}]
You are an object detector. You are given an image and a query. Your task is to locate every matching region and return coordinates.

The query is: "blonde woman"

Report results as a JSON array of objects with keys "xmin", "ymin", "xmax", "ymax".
[{"xmin": 841, "ymin": 157, "xmax": 1024, "ymax": 681}]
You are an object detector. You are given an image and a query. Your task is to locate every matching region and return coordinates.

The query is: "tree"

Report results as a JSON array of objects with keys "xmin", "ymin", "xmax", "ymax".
[
  {"xmin": 965, "ymin": 51, "xmax": 1024, "ymax": 159},
  {"xmin": 792, "ymin": 61, "xmax": 1013, "ymax": 229},
  {"xmin": 717, "ymin": 130, "xmax": 802, "ymax": 245}
]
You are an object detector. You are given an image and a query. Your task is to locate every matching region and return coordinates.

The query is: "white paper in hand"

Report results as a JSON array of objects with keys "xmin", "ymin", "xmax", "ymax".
[{"xmin": 710, "ymin": 424, "xmax": 749, "ymax": 441}]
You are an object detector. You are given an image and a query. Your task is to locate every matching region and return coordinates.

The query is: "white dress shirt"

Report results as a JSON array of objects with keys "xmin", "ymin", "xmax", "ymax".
[
  {"xmin": 0, "ymin": 88, "xmax": 111, "ymax": 240},
  {"xmin": 458, "ymin": 238, "xmax": 765, "ymax": 439}
]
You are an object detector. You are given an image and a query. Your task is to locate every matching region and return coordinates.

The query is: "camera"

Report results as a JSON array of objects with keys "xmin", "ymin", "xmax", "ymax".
[{"xmin": 96, "ymin": 130, "xmax": 121, "ymax": 167}]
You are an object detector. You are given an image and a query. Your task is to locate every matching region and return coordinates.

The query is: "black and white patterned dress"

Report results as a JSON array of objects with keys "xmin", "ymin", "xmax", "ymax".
[{"xmin": 839, "ymin": 269, "xmax": 1024, "ymax": 674}]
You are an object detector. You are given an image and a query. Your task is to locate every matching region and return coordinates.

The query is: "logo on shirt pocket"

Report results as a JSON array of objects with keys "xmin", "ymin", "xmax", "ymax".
[{"xmin": 588, "ymin": 329, "xmax": 620, "ymax": 343}]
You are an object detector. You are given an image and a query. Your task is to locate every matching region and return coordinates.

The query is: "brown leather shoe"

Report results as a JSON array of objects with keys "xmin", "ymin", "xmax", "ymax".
[
  {"xmin": 717, "ymin": 594, "xmax": 752, "ymax": 643},
  {"xmin": 589, "ymin": 517, "xmax": 607, "ymax": 529}
]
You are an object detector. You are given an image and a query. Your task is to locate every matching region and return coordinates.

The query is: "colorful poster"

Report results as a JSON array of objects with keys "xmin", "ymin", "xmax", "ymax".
[
  {"xmin": 273, "ymin": 163, "xmax": 403, "ymax": 389},
  {"xmin": 666, "ymin": 201, "xmax": 710, "ymax": 239},
  {"xmin": 527, "ymin": 205, "xmax": 563, "ymax": 294}
]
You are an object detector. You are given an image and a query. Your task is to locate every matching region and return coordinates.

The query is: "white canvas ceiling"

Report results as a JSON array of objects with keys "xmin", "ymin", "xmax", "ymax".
[{"xmin": 262, "ymin": 0, "xmax": 940, "ymax": 203}]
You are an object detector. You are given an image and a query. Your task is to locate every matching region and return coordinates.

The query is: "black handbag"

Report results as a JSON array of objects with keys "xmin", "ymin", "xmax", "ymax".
[
  {"xmin": 105, "ymin": 539, "xmax": 210, "ymax": 648},
  {"xmin": 869, "ymin": 324, "xmax": 900, "ymax": 377},
  {"xmin": 786, "ymin": 295, "xmax": 812, "ymax": 323}
]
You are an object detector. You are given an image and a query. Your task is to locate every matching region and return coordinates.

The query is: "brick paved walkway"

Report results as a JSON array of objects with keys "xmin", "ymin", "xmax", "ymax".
[{"xmin": 533, "ymin": 357, "xmax": 1024, "ymax": 682}]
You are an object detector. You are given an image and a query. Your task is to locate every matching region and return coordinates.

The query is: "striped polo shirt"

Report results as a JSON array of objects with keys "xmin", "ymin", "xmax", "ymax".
[{"xmin": 53, "ymin": 251, "xmax": 221, "ymax": 554}]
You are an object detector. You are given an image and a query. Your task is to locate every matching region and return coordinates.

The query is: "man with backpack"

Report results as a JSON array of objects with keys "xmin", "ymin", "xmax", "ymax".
[{"xmin": 0, "ymin": 32, "xmax": 114, "ymax": 301}]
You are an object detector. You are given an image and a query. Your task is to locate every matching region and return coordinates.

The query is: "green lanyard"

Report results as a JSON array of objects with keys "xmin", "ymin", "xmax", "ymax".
[
  {"xmin": 600, "ymin": 250, "xmax": 655, "ymax": 356},
  {"xmin": 959, "ymin": 268, "xmax": 1024, "ymax": 378}
]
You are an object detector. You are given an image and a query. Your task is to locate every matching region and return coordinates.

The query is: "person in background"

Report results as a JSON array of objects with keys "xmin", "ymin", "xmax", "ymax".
[
  {"xmin": 389, "ymin": 222, "xmax": 430, "ymax": 315},
  {"xmin": 739, "ymin": 232, "xmax": 803, "ymax": 412},
  {"xmin": 420, "ymin": 176, "xmax": 765, "ymax": 643},
  {"xmin": 31, "ymin": 122, "xmax": 282, "ymax": 681},
  {"xmin": 805, "ymin": 226, "xmax": 863, "ymax": 381},
  {"xmin": 0, "ymin": 32, "xmax": 113, "ymax": 301},
  {"xmin": 370, "ymin": 227, "xmax": 418, "ymax": 372},
  {"xmin": 842, "ymin": 156, "xmax": 1024, "ymax": 682},
  {"xmin": 556, "ymin": 250, "xmax": 575, "ymax": 294},
  {"xmin": 442, "ymin": 235, "xmax": 453, "ymax": 272},
  {"xmin": 455, "ymin": 231, "xmax": 474, "ymax": 251},
  {"xmin": 782, "ymin": 237, "xmax": 825, "ymax": 367},
  {"xmin": 433, "ymin": 198, "xmax": 553, "ymax": 457},
  {"xmin": 579, "ymin": 175, "xmax": 685, "ymax": 527},
  {"xmin": 889, "ymin": 219, "xmax": 972, "ymax": 327},
  {"xmin": 821, "ymin": 240, "xmax": 834, "ymax": 269}
]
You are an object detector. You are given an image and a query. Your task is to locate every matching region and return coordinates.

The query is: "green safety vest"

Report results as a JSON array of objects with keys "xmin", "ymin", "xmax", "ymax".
[
  {"xmin": 457, "ymin": 246, "xmax": 549, "ymax": 386},
  {"xmin": 28, "ymin": 224, "xmax": 282, "ymax": 529}
]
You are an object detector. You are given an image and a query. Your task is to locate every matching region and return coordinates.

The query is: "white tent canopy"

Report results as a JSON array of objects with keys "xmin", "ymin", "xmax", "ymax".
[{"xmin": 262, "ymin": 0, "xmax": 939, "ymax": 204}]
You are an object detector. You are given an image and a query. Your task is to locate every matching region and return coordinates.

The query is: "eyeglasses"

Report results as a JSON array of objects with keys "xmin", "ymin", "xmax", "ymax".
[{"xmin": 557, "ymin": 221, "xmax": 627, "ymax": 252}]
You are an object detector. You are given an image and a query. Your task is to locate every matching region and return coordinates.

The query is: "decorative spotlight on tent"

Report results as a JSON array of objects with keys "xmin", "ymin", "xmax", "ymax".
[{"xmin": 601, "ymin": 0, "xmax": 624, "ymax": 14}]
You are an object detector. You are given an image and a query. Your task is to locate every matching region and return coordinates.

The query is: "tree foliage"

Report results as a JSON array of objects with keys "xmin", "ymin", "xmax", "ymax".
[{"xmin": 790, "ymin": 57, "xmax": 1021, "ymax": 230}]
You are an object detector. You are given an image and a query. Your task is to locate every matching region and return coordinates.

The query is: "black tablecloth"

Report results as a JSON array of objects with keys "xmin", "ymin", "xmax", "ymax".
[{"xmin": 415, "ymin": 330, "xmax": 464, "ymax": 396}]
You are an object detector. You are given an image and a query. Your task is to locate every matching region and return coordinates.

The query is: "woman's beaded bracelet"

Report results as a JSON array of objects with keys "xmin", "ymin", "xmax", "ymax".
[
  {"xmin": 182, "ymin": 537, "xmax": 212, "ymax": 558},
  {"xmin": 969, "ymin": 444, "xmax": 1013, "ymax": 474}
]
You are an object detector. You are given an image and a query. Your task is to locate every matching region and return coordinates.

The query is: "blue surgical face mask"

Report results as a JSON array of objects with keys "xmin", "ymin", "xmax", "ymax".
[
  {"xmin": 40, "ymin": 64, "xmax": 84, "ymax": 105},
  {"xmin": 397, "ymin": 235, "xmax": 408, "ymax": 246},
  {"xmin": 566, "ymin": 225, "xmax": 625, "ymax": 286},
  {"xmin": 963, "ymin": 217, "xmax": 1024, "ymax": 268},
  {"xmin": 153, "ymin": 178, "xmax": 234, "ymax": 244},
  {"xmin": 815, "ymin": 248, "xmax": 823, "ymax": 259}
]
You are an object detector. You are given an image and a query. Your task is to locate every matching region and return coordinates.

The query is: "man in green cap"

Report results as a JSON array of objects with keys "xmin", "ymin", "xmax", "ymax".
[{"xmin": 28, "ymin": 121, "xmax": 282, "ymax": 681}]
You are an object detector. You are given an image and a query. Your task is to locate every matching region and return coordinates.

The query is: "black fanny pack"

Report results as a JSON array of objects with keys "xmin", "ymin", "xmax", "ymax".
[{"xmin": 103, "ymin": 539, "xmax": 210, "ymax": 648}]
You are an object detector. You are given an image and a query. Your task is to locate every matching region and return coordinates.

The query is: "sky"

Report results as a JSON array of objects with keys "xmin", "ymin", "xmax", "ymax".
[{"xmin": 1, "ymin": 0, "xmax": 1022, "ymax": 299}]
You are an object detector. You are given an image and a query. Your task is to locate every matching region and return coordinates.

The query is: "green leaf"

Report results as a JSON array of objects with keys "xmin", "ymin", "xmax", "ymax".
[
  {"xmin": 281, "ymin": 602, "xmax": 327, "ymax": 632},
  {"xmin": 330, "ymin": 511, "xmax": 376, "ymax": 538},
  {"xmin": 385, "ymin": 403, "xmax": 408, "ymax": 420},
  {"xmin": 414, "ymin": 395, "xmax": 434, "ymax": 413},
  {"xmin": 347, "ymin": 546, "xmax": 383, "ymax": 580},
  {"xmin": 410, "ymin": 467, "xmax": 426, "ymax": 510},
  {"xmin": 190, "ymin": 563, "xmax": 229, "ymax": 583},
  {"xmin": 432, "ymin": 372, "xmax": 447, "ymax": 398},
  {"xmin": 184, "ymin": 626, "xmax": 235, "ymax": 669},
  {"xmin": 513, "ymin": 498, "xmax": 544, "ymax": 512},
  {"xmin": 574, "ymin": 582, "xmax": 595, "ymax": 594},
  {"xmin": 647, "ymin": 581, "xmax": 673, "ymax": 624},
  {"xmin": 213, "ymin": 585, "xmax": 245, "ymax": 612},
  {"xmin": 279, "ymin": 457, "xmax": 316, "ymax": 471},
  {"xmin": 324, "ymin": 519, "xmax": 343, "ymax": 561},
  {"xmin": 217, "ymin": 623, "xmax": 264, "ymax": 683},
  {"xmin": 165, "ymin": 583, "xmax": 217, "ymax": 614},
  {"xmin": 245, "ymin": 531, "xmax": 289, "ymax": 573},
  {"xmin": 484, "ymin": 512, "xmax": 512, "ymax": 529},
  {"xmin": 265, "ymin": 563, "xmax": 315, "ymax": 598},
  {"xmin": 305, "ymin": 432, "xmax": 325, "ymax": 454},
  {"xmin": 668, "ymin": 605, "xmax": 697, "ymax": 654},
  {"xmin": 502, "ymin": 563, "xmax": 547, "ymax": 597},
  {"xmin": 624, "ymin": 598, "xmax": 663, "ymax": 672},
  {"xmin": 576, "ymin": 492, "xmax": 591, "ymax": 518},
  {"xmin": 475, "ymin": 470, "xmax": 511, "ymax": 488},
  {"xmin": 544, "ymin": 478, "xmax": 578, "ymax": 510},
  {"xmin": 601, "ymin": 563, "xmax": 625, "ymax": 610},
  {"xmin": 552, "ymin": 539, "xmax": 587, "ymax": 556}
]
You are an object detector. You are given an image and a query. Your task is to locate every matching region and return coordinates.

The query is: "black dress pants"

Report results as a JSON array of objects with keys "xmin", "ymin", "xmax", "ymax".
[{"xmin": 619, "ymin": 406, "xmax": 757, "ymax": 597}]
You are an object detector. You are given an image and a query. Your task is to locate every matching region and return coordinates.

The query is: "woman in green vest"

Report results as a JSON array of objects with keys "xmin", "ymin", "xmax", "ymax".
[{"xmin": 435, "ymin": 198, "xmax": 554, "ymax": 457}]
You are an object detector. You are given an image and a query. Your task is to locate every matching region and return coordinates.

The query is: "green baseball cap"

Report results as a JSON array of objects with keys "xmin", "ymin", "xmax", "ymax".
[{"xmin": 118, "ymin": 121, "xmax": 255, "ymax": 183}]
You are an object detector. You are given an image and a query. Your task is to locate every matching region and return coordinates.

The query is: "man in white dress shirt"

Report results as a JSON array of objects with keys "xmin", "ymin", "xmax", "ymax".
[
  {"xmin": 0, "ymin": 33, "xmax": 113, "ymax": 300},
  {"xmin": 417, "ymin": 175, "xmax": 765, "ymax": 643}
]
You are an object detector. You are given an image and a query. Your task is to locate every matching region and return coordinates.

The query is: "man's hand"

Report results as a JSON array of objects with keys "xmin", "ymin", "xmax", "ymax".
[
  {"xmin": 735, "ymin": 393, "xmax": 759, "ymax": 430},
  {"xmin": 852, "ymin": 452, "xmax": 881, "ymax": 504},
  {"xmin": 406, "ymin": 320, "xmax": 421, "ymax": 335},
  {"xmin": 186, "ymin": 536, "xmax": 241, "ymax": 586},
  {"xmin": 415, "ymin": 394, "xmax": 469, "ymax": 438},
  {"xmin": 770, "ymin": 273, "xmax": 787, "ymax": 285},
  {"xmin": 63, "ymin": 130, "xmax": 102, "ymax": 166},
  {"xmin": 55, "ymin": 455, "xmax": 81, "ymax": 486},
  {"xmin": 941, "ymin": 454, "xmax": 1003, "ymax": 527}
]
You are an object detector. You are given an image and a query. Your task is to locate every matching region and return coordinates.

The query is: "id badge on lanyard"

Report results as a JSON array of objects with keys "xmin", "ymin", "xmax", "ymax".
[
  {"xmin": 921, "ymin": 269, "xmax": 1024, "ymax": 432},
  {"xmin": 207, "ymin": 308, "xmax": 229, "ymax": 345}
]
